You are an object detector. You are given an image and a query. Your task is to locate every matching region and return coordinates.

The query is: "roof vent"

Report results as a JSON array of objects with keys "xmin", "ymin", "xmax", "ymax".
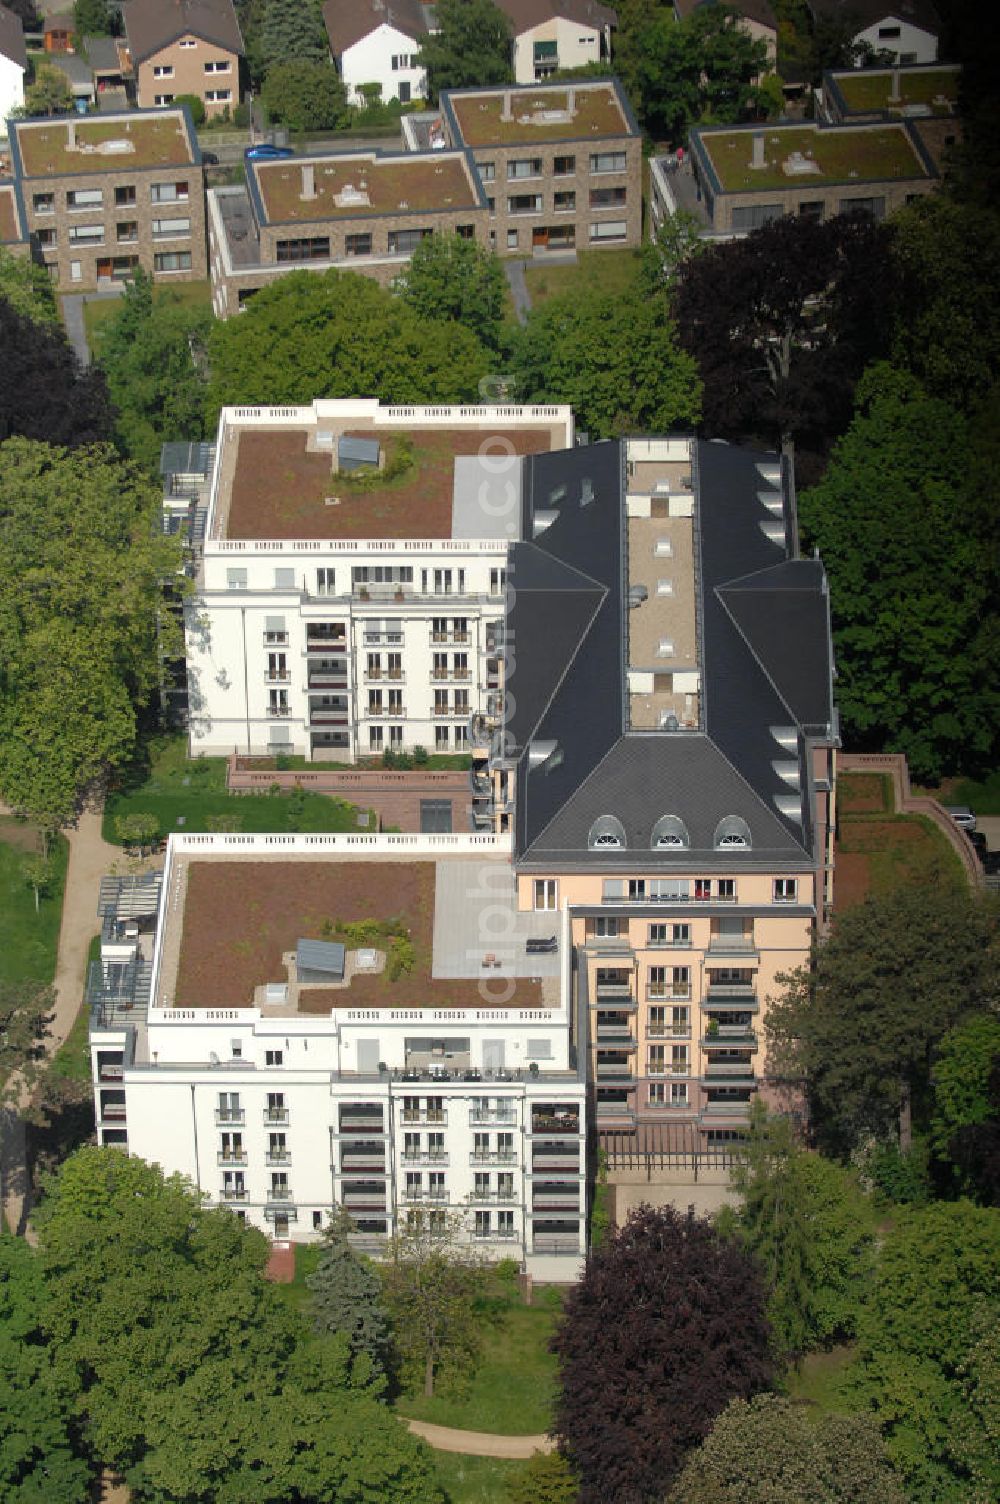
[
  {"xmin": 580, "ymin": 477, "xmax": 594, "ymax": 506},
  {"xmin": 628, "ymin": 584, "xmax": 648, "ymax": 608},
  {"xmin": 528, "ymin": 738, "xmax": 560, "ymax": 770}
]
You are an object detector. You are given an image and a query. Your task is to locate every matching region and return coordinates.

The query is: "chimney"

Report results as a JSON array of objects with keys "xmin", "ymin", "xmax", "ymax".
[
  {"xmin": 300, "ymin": 162, "xmax": 316, "ymax": 200},
  {"xmin": 567, "ymin": 86, "xmax": 576, "ymax": 116},
  {"xmin": 750, "ymin": 131, "xmax": 765, "ymax": 170},
  {"xmin": 500, "ymin": 90, "xmax": 513, "ymax": 122},
  {"xmin": 67, "ymin": 118, "xmax": 77, "ymax": 150},
  {"xmin": 889, "ymin": 66, "xmax": 902, "ymax": 104}
]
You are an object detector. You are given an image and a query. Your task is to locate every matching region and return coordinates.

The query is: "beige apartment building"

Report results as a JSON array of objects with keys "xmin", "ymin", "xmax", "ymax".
[
  {"xmin": 124, "ymin": 0, "xmax": 243, "ymax": 120},
  {"xmin": 471, "ymin": 433, "xmax": 837, "ymax": 1149},
  {"xmin": 8, "ymin": 109, "xmax": 206, "ymax": 292},
  {"xmin": 433, "ymin": 78, "xmax": 642, "ymax": 255}
]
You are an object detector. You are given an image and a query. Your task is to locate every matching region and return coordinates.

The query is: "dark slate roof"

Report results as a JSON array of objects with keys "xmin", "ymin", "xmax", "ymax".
[
  {"xmin": 508, "ymin": 437, "xmax": 834, "ymax": 870},
  {"xmin": 123, "ymin": 0, "xmax": 243, "ymax": 64}
]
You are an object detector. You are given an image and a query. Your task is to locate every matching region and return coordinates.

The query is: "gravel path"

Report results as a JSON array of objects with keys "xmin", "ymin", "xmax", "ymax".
[{"xmin": 404, "ymin": 1418, "xmax": 555, "ymax": 1458}]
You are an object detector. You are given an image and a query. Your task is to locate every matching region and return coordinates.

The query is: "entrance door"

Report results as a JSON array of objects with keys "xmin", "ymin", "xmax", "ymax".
[
  {"xmin": 96, "ymin": 257, "xmax": 112, "ymax": 282},
  {"xmin": 273, "ymin": 1213, "xmax": 289, "ymax": 1238},
  {"xmin": 532, "ymin": 226, "xmax": 549, "ymax": 249}
]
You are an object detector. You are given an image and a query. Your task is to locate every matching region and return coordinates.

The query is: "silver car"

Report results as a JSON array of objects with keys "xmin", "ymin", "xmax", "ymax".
[{"xmin": 944, "ymin": 805, "xmax": 977, "ymax": 832}]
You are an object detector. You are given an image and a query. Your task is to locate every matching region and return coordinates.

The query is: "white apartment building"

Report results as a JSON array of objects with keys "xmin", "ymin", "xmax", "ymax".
[
  {"xmin": 185, "ymin": 399, "xmax": 573, "ymax": 765},
  {"xmin": 88, "ymin": 833, "xmax": 586, "ymax": 1280}
]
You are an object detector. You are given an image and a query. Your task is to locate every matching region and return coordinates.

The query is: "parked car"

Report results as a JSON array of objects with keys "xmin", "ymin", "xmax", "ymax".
[
  {"xmin": 201, "ymin": 150, "xmax": 219, "ymax": 165},
  {"xmin": 967, "ymin": 829, "xmax": 988, "ymax": 857},
  {"xmin": 983, "ymin": 850, "xmax": 1000, "ymax": 876},
  {"xmin": 944, "ymin": 805, "xmax": 977, "ymax": 832},
  {"xmin": 244, "ymin": 143, "xmax": 294, "ymax": 162}
]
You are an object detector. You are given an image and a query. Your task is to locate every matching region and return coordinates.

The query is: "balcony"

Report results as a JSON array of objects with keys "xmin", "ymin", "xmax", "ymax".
[
  {"xmin": 532, "ymin": 1189, "xmax": 581, "ymax": 1210},
  {"xmin": 342, "ymin": 1190, "xmax": 388, "ymax": 1209},
  {"xmin": 266, "ymin": 705, "xmax": 291, "ymax": 718},
  {"xmin": 100, "ymin": 1102, "xmax": 127, "ymax": 1121},
  {"xmin": 530, "ymin": 1111, "xmax": 579, "ymax": 1136},
  {"xmin": 264, "ymin": 670, "xmax": 290, "ymax": 683},
  {"xmin": 596, "ymin": 1064, "xmax": 635, "ymax": 1083},
  {"xmin": 309, "ymin": 707, "xmax": 348, "ymax": 725},
  {"xmin": 473, "ymin": 1228, "xmax": 519, "ymax": 1243},
  {"xmin": 220, "ymin": 1187, "xmax": 248, "ymax": 1202},
  {"xmin": 340, "ymin": 1152, "xmax": 385, "ymax": 1172},
  {"xmin": 469, "ymin": 1107, "xmax": 517, "ymax": 1126},
  {"xmin": 215, "ymin": 1107, "xmax": 246, "ymax": 1125},
  {"xmin": 647, "ymin": 1025, "xmax": 691, "ymax": 1039},
  {"xmin": 701, "ymin": 1099, "xmax": 753, "ymax": 1120},
  {"xmin": 707, "ymin": 936, "xmax": 758, "ymax": 958},
  {"xmin": 401, "ymin": 1150, "xmax": 450, "ymax": 1166},
  {"xmin": 595, "ymin": 1099, "xmax": 636, "ymax": 1124},
  {"xmin": 337, "ymin": 1110, "xmax": 386, "ymax": 1134},
  {"xmin": 702, "ymin": 1029, "xmax": 757, "ymax": 1049},
  {"xmin": 469, "ymin": 1188, "xmax": 518, "ymax": 1203},
  {"xmin": 306, "ymin": 636, "xmax": 346, "ymax": 654},
  {"xmin": 585, "ymin": 935, "xmax": 633, "ymax": 955},
  {"xmin": 98, "ymin": 1063, "xmax": 124, "ymax": 1081},
  {"xmin": 431, "ymin": 630, "xmax": 470, "ymax": 644},
  {"xmin": 594, "ymin": 981, "xmax": 633, "ymax": 1001},
  {"xmin": 705, "ymin": 983, "xmax": 757, "ymax": 1003},
  {"xmin": 263, "ymin": 1107, "xmax": 289, "ymax": 1125},
  {"xmin": 470, "ymin": 1150, "xmax": 517, "ymax": 1166},
  {"xmin": 267, "ymin": 1187, "xmax": 294, "ymax": 1204},
  {"xmin": 266, "ymin": 1150, "xmax": 292, "ymax": 1166},
  {"xmin": 308, "ymin": 672, "xmax": 348, "ymax": 690},
  {"xmin": 532, "ymin": 1234, "xmax": 581, "ymax": 1255},
  {"xmin": 595, "ymin": 1026, "xmax": 636, "ymax": 1046},
  {"xmin": 403, "ymin": 1189, "xmax": 451, "ymax": 1203},
  {"xmin": 217, "ymin": 1150, "xmax": 248, "ymax": 1166},
  {"xmin": 531, "ymin": 1150, "xmax": 580, "ymax": 1172},
  {"xmin": 703, "ymin": 1062, "xmax": 756, "ymax": 1080},
  {"xmin": 401, "ymin": 1108, "xmax": 448, "ymax": 1125},
  {"xmin": 647, "ymin": 987, "xmax": 691, "ymax": 1003},
  {"xmin": 646, "ymin": 1063, "xmax": 690, "ymax": 1078}
]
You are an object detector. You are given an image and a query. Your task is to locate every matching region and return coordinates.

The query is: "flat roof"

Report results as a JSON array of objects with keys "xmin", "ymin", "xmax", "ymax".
[
  {"xmin": 447, "ymin": 81, "xmax": 631, "ymax": 147},
  {"xmin": 0, "ymin": 183, "xmax": 24, "ymax": 244},
  {"xmin": 697, "ymin": 121, "xmax": 930, "ymax": 192},
  {"xmin": 12, "ymin": 111, "xmax": 196, "ymax": 177},
  {"xmin": 252, "ymin": 151, "xmax": 481, "ymax": 224},
  {"xmin": 161, "ymin": 854, "xmax": 550, "ymax": 1011},
  {"xmin": 216, "ymin": 421, "xmax": 560, "ymax": 541},
  {"xmin": 828, "ymin": 64, "xmax": 959, "ymax": 116}
]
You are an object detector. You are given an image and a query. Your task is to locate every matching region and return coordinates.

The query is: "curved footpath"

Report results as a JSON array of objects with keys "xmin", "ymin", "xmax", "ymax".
[{"xmin": 403, "ymin": 1419, "xmax": 555, "ymax": 1458}]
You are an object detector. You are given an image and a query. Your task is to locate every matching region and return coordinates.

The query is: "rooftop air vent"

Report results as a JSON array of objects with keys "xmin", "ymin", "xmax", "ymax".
[{"xmin": 628, "ymin": 584, "xmax": 648, "ymax": 608}]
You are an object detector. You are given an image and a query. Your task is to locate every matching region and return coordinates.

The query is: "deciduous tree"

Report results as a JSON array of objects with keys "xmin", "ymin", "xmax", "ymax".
[
  {"xmin": 261, "ymin": 59, "xmax": 349, "ymax": 132},
  {"xmin": 25, "ymin": 63, "xmax": 73, "ymax": 116},
  {"xmin": 848, "ymin": 1199, "xmax": 1000, "ymax": 1504},
  {"xmin": 507, "ymin": 1449, "xmax": 579, "ymax": 1504},
  {"xmin": 798, "ymin": 364, "xmax": 998, "ymax": 780},
  {"xmin": 396, "ymin": 232, "xmax": 507, "ymax": 351},
  {"xmin": 74, "ymin": 0, "xmax": 115, "ymax": 36},
  {"xmin": 206, "ymin": 268, "xmax": 492, "ymax": 414},
  {"xmin": 0, "ymin": 439, "xmax": 183, "ymax": 829},
  {"xmin": 0, "ymin": 300, "xmax": 111, "ymax": 447},
  {"xmin": 667, "ymin": 1395, "xmax": 905, "ymax": 1504},
  {"xmin": 766, "ymin": 883, "xmax": 1000, "ymax": 1157},
  {"xmin": 672, "ymin": 212, "xmax": 893, "ymax": 455},
  {"xmin": 0, "ymin": 1235, "xmax": 92, "ymax": 1503},
  {"xmin": 0, "ymin": 245, "xmax": 59, "ymax": 327},
  {"xmin": 930, "ymin": 1015, "xmax": 1000, "ymax": 1198},
  {"xmin": 381, "ymin": 1207, "xmax": 485, "ymax": 1398},
  {"xmin": 416, "ymin": 0, "xmax": 511, "ymax": 100},
  {"xmin": 509, "ymin": 284, "xmax": 702, "ymax": 438},
  {"xmin": 615, "ymin": 3, "xmax": 768, "ymax": 139},
  {"xmin": 552, "ymin": 1204, "xmax": 774, "ymax": 1503},
  {"xmin": 724, "ymin": 1105, "xmax": 875, "ymax": 1357}
]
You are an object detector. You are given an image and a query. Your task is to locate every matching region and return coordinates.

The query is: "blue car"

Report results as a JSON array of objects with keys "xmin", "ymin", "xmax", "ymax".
[{"xmin": 244, "ymin": 143, "xmax": 294, "ymax": 162}]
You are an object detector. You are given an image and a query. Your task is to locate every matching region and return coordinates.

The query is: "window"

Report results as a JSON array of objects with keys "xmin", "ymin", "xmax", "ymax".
[
  {"xmin": 773, "ymin": 878, "xmax": 798, "ymax": 903},
  {"xmin": 391, "ymin": 53, "xmax": 415, "ymax": 69},
  {"xmin": 389, "ymin": 723, "xmax": 403, "ymax": 747},
  {"xmin": 455, "ymin": 724, "xmax": 468, "ymax": 747},
  {"xmin": 648, "ymin": 1045, "xmax": 666, "ymax": 1076},
  {"xmin": 68, "ymin": 224, "xmax": 104, "ymax": 245},
  {"xmin": 591, "ymin": 151, "xmax": 627, "ymax": 174},
  {"xmin": 799, "ymin": 200, "xmax": 824, "ymax": 221},
  {"xmin": 649, "ymin": 1081, "xmax": 667, "ymax": 1106},
  {"xmin": 671, "ymin": 967, "xmax": 690, "ymax": 999},
  {"xmin": 266, "ymin": 652, "xmax": 287, "ymax": 681},
  {"xmin": 276, "ymin": 236, "xmax": 330, "ymax": 262},
  {"xmin": 554, "ymin": 155, "xmax": 575, "ymax": 175},
  {"xmin": 589, "ymin": 220, "xmax": 627, "ymax": 241},
  {"xmin": 154, "ymin": 251, "xmax": 192, "ymax": 271},
  {"xmin": 315, "ymin": 567, "xmax": 336, "ymax": 596},
  {"xmin": 490, "ymin": 568, "xmax": 506, "ymax": 596},
  {"xmin": 508, "ymin": 158, "xmax": 543, "ymax": 179},
  {"xmin": 388, "ymin": 227, "xmax": 432, "ymax": 255},
  {"xmin": 591, "ymin": 915, "xmax": 620, "ymax": 937},
  {"xmin": 151, "ymin": 181, "xmax": 189, "ymax": 204},
  {"xmin": 345, "ymin": 232, "xmax": 371, "ymax": 257},
  {"xmin": 454, "ymin": 689, "xmax": 469, "ymax": 715},
  {"xmin": 534, "ymin": 879, "xmax": 557, "ymax": 911},
  {"xmin": 475, "ymin": 1210, "xmax": 491, "ymax": 1238},
  {"xmin": 179, "ymin": 37, "xmax": 197, "ymax": 47},
  {"xmin": 435, "ymin": 725, "xmax": 449, "ymax": 750},
  {"xmin": 476, "ymin": 160, "xmax": 495, "ymax": 182},
  {"xmin": 497, "ymin": 1210, "xmax": 514, "ymax": 1237},
  {"xmin": 265, "ymin": 1049, "xmax": 283, "ymax": 1066},
  {"xmin": 590, "ymin": 185, "xmax": 627, "ymax": 207},
  {"xmin": 265, "ymin": 618, "xmax": 287, "ymax": 644},
  {"xmin": 507, "ymin": 228, "xmax": 519, "ymax": 249},
  {"xmin": 116, "ymin": 221, "xmax": 139, "ymax": 243},
  {"xmin": 369, "ymin": 726, "xmax": 384, "ymax": 752},
  {"xmin": 508, "ymin": 194, "xmax": 543, "ymax": 214},
  {"xmin": 718, "ymin": 879, "xmax": 736, "ymax": 901},
  {"xmin": 154, "ymin": 93, "xmax": 175, "ymax": 105},
  {"xmin": 672, "ymin": 923, "xmax": 690, "ymax": 946},
  {"xmin": 66, "ymin": 188, "xmax": 103, "ymax": 210},
  {"xmin": 588, "ymin": 815, "xmax": 626, "ymax": 849},
  {"xmin": 205, "ymin": 89, "xmax": 232, "ymax": 103},
  {"xmin": 731, "ymin": 203, "xmax": 783, "ymax": 232},
  {"xmin": 554, "ymin": 190, "xmax": 576, "ymax": 211},
  {"xmin": 32, "ymin": 192, "xmax": 54, "ymax": 214},
  {"xmin": 648, "ymin": 923, "xmax": 668, "ymax": 946},
  {"xmin": 670, "ymin": 1082, "xmax": 688, "ymax": 1106},
  {"xmin": 268, "ymin": 688, "xmax": 288, "ymax": 715},
  {"xmin": 36, "ymin": 227, "xmax": 56, "ymax": 247},
  {"xmin": 369, "ymin": 689, "xmax": 383, "ymax": 715},
  {"xmin": 672, "ymin": 1005, "xmax": 690, "ymax": 1034},
  {"xmin": 877, "ymin": 24, "xmax": 901, "ymax": 38},
  {"xmin": 204, "ymin": 59, "xmax": 231, "ymax": 73},
  {"xmin": 69, "ymin": 260, "xmax": 83, "ymax": 282},
  {"xmin": 648, "ymin": 966, "xmax": 666, "ymax": 999},
  {"xmin": 152, "ymin": 217, "xmax": 191, "ymax": 238},
  {"xmin": 153, "ymin": 64, "xmax": 174, "ymax": 77},
  {"xmin": 399, "ymin": 81, "xmax": 411, "ymax": 103},
  {"xmin": 838, "ymin": 195, "xmax": 886, "ymax": 222},
  {"xmin": 651, "ymin": 814, "xmax": 689, "ymax": 848},
  {"xmin": 227, "ymin": 567, "xmax": 247, "ymax": 591}
]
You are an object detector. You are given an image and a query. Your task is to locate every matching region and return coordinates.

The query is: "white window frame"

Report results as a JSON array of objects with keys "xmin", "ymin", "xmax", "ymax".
[{"xmin": 533, "ymin": 879, "xmax": 557, "ymax": 912}]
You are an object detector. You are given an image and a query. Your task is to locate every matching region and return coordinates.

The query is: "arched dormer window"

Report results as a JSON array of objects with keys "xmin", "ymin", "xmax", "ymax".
[
  {"xmin": 588, "ymin": 815, "xmax": 627, "ymax": 850},
  {"xmin": 651, "ymin": 814, "xmax": 689, "ymax": 849},
  {"xmin": 713, "ymin": 815, "xmax": 752, "ymax": 850}
]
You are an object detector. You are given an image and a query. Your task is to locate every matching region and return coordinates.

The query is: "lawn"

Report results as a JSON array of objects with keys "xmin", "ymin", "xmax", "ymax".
[
  {"xmin": 396, "ymin": 1283, "xmax": 563, "ymax": 1435},
  {"xmin": 523, "ymin": 246, "xmax": 643, "ymax": 306},
  {"xmin": 82, "ymin": 279, "xmax": 213, "ymax": 351},
  {"xmin": 0, "ymin": 818, "xmax": 69, "ymax": 986},
  {"xmin": 834, "ymin": 68, "xmax": 958, "ymax": 114},
  {"xmin": 834, "ymin": 772, "xmax": 965, "ymax": 907},
  {"xmin": 431, "ymin": 1450, "xmax": 521, "ymax": 1504},
  {"xmin": 270, "ymin": 1241, "xmax": 323, "ymax": 1316},
  {"xmin": 102, "ymin": 733, "xmax": 372, "ymax": 845},
  {"xmin": 49, "ymin": 954, "xmax": 97, "ymax": 1087},
  {"xmin": 785, "ymin": 1343, "xmax": 858, "ymax": 1415}
]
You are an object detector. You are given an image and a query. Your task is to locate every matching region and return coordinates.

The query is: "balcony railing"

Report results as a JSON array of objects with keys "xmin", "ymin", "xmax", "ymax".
[
  {"xmin": 342, "ymin": 1192, "xmax": 388, "ymax": 1207},
  {"xmin": 402, "ymin": 1151, "xmax": 449, "ymax": 1165},
  {"xmin": 473, "ymin": 1228, "xmax": 519, "ymax": 1242},
  {"xmin": 401, "ymin": 1109, "xmax": 448, "ymax": 1125},
  {"xmin": 217, "ymin": 1150, "xmax": 248, "ymax": 1165},
  {"xmin": 470, "ymin": 1150, "xmax": 517, "ymax": 1165},
  {"xmin": 595, "ymin": 982, "xmax": 633, "ymax": 1000},
  {"xmin": 647, "ymin": 1025, "xmax": 691, "ymax": 1039},
  {"xmin": 264, "ymin": 670, "xmax": 290, "ymax": 682},
  {"xmin": 531, "ymin": 1152, "xmax": 581, "ymax": 1171},
  {"xmin": 703, "ymin": 1062, "xmax": 756, "ymax": 1079},
  {"xmin": 469, "ymin": 1108, "xmax": 517, "ymax": 1125},
  {"xmin": 705, "ymin": 982, "xmax": 755, "ymax": 999},
  {"xmin": 265, "ymin": 1150, "xmax": 291, "ymax": 1166},
  {"xmin": 266, "ymin": 1187, "xmax": 294, "ymax": 1203},
  {"xmin": 215, "ymin": 1107, "xmax": 245, "ymax": 1125},
  {"xmin": 309, "ymin": 708, "xmax": 348, "ymax": 725},
  {"xmin": 403, "ymin": 1189, "xmax": 450, "ymax": 1203},
  {"xmin": 338, "ymin": 1113, "xmax": 386, "ymax": 1133},
  {"xmin": 220, "ymin": 1187, "xmax": 248, "ymax": 1202},
  {"xmin": 308, "ymin": 673, "xmax": 348, "ymax": 690},
  {"xmin": 469, "ymin": 1188, "xmax": 518, "ymax": 1203},
  {"xmin": 100, "ymin": 1103, "xmax": 127, "ymax": 1120},
  {"xmin": 530, "ymin": 1115, "xmax": 579, "ymax": 1136},
  {"xmin": 707, "ymin": 937, "xmax": 758, "ymax": 956},
  {"xmin": 702, "ymin": 1030, "xmax": 757, "ymax": 1049},
  {"xmin": 595, "ymin": 1028, "xmax": 636, "ymax": 1046},
  {"xmin": 532, "ymin": 1190, "xmax": 581, "ymax": 1209},
  {"xmin": 266, "ymin": 705, "xmax": 291, "ymax": 717},
  {"xmin": 263, "ymin": 1108, "xmax": 289, "ymax": 1124},
  {"xmin": 98, "ymin": 1063, "xmax": 124, "ymax": 1081},
  {"xmin": 532, "ymin": 1235, "xmax": 580, "ymax": 1255}
]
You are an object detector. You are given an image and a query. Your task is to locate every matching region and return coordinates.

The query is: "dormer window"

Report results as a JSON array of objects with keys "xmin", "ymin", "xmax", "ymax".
[
  {"xmin": 589, "ymin": 815, "xmax": 627, "ymax": 849},
  {"xmin": 651, "ymin": 815, "xmax": 689, "ymax": 849},
  {"xmin": 713, "ymin": 816, "xmax": 752, "ymax": 850}
]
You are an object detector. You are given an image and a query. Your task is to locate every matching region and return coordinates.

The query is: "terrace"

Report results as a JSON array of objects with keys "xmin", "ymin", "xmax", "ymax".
[
  {"xmin": 161, "ymin": 852, "xmax": 553, "ymax": 1012},
  {"xmin": 217, "ymin": 423, "xmax": 556, "ymax": 541},
  {"xmin": 253, "ymin": 152, "xmax": 480, "ymax": 224},
  {"xmin": 14, "ymin": 113, "xmax": 195, "ymax": 176},
  {"xmin": 700, "ymin": 123, "xmax": 929, "ymax": 193},
  {"xmin": 449, "ymin": 83, "xmax": 629, "ymax": 147}
]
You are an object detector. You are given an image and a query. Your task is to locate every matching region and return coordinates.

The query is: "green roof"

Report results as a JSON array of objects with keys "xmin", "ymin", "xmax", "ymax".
[{"xmin": 698, "ymin": 123, "xmax": 929, "ymax": 193}]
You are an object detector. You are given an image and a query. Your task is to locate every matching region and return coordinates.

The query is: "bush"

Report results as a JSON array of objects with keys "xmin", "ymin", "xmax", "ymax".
[
  {"xmin": 386, "ymin": 933, "xmax": 415, "ymax": 981},
  {"xmin": 175, "ymin": 93, "xmax": 206, "ymax": 127}
]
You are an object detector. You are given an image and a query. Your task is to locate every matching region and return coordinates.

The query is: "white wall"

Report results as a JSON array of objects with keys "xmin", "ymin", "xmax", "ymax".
[
  {"xmin": 0, "ymin": 54, "xmax": 25, "ymax": 132},
  {"xmin": 339, "ymin": 23, "xmax": 427, "ymax": 105},
  {"xmin": 855, "ymin": 14, "xmax": 938, "ymax": 64}
]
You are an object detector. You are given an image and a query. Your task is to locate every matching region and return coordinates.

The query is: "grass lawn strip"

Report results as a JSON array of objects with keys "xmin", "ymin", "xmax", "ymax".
[
  {"xmin": 522, "ymin": 246, "xmax": 642, "ymax": 306},
  {"xmin": 84, "ymin": 279, "xmax": 212, "ymax": 351},
  {"xmin": 0, "ymin": 819, "xmax": 69, "ymax": 986},
  {"xmin": 429, "ymin": 1450, "xmax": 521, "ymax": 1503}
]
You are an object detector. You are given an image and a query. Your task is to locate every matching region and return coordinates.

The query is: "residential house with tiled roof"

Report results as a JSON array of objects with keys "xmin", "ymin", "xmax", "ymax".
[
  {"xmin": 123, "ymin": 0, "xmax": 243, "ymax": 119},
  {"xmin": 498, "ymin": 0, "xmax": 618, "ymax": 83},
  {"xmin": 322, "ymin": 0, "xmax": 432, "ymax": 107},
  {"xmin": 0, "ymin": 4, "xmax": 27, "ymax": 131},
  {"xmin": 805, "ymin": 0, "xmax": 940, "ymax": 64}
]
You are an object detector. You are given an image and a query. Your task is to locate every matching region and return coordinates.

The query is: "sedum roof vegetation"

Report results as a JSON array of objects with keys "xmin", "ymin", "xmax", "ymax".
[
  {"xmin": 702, "ymin": 123, "xmax": 928, "ymax": 192},
  {"xmin": 15, "ymin": 114, "xmax": 194, "ymax": 176},
  {"xmin": 255, "ymin": 153, "xmax": 478, "ymax": 224},
  {"xmin": 450, "ymin": 83, "xmax": 629, "ymax": 146}
]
